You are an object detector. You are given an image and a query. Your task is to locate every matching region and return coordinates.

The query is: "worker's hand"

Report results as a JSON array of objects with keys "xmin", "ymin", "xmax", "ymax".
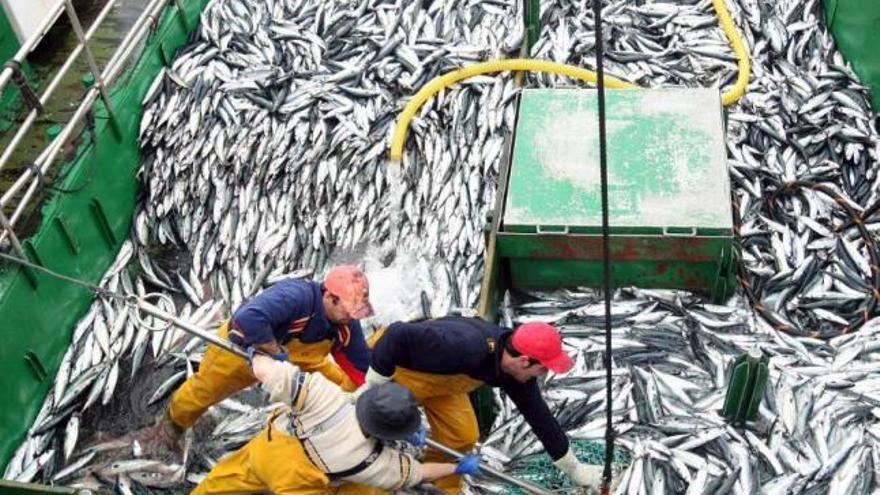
[
  {"xmin": 405, "ymin": 425, "xmax": 427, "ymax": 448},
  {"xmin": 352, "ymin": 367, "xmax": 393, "ymax": 403},
  {"xmin": 245, "ymin": 346, "xmax": 258, "ymax": 366},
  {"xmin": 365, "ymin": 367, "xmax": 392, "ymax": 387},
  {"xmin": 259, "ymin": 340, "xmax": 289, "ymax": 362},
  {"xmin": 245, "ymin": 345, "xmax": 288, "ymax": 367},
  {"xmin": 453, "ymin": 454, "xmax": 481, "ymax": 476},
  {"xmin": 553, "ymin": 450, "xmax": 602, "ymax": 489}
]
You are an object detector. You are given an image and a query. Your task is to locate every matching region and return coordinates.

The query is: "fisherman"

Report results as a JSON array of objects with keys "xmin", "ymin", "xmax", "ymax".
[
  {"xmin": 358, "ymin": 318, "xmax": 605, "ymax": 494},
  {"xmin": 155, "ymin": 265, "xmax": 374, "ymax": 449},
  {"xmin": 192, "ymin": 352, "xmax": 482, "ymax": 494}
]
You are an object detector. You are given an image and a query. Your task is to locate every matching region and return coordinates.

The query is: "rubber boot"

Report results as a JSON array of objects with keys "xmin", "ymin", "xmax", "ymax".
[
  {"xmin": 136, "ymin": 408, "xmax": 184, "ymax": 457},
  {"xmin": 155, "ymin": 408, "xmax": 185, "ymax": 451}
]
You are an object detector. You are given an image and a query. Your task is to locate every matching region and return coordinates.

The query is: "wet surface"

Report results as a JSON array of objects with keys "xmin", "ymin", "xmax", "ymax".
[{"xmin": 0, "ymin": 0, "xmax": 150, "ymax": 238}]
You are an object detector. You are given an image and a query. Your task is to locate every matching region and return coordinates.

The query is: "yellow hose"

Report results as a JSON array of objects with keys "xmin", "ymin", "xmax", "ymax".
[
  {"xmin": 712, "ymin": 0, "xmax": 751, "ymax": 106},
  {"xmin": 388, "ymin": 0, "xmax": 751, "ymax": 162},
  {"xmin": 388, "ymin": 59, "xmax": 636, "ymax": 162}
]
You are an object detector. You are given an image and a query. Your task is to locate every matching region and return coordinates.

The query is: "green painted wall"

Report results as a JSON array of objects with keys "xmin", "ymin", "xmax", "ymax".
[
  {"xmin": 824, "ymin": 0, "xmax": 880, "ymax": 111},
  {"xmin": 0, "ymin": 0, "xmax": 210, "ymax": 473}
]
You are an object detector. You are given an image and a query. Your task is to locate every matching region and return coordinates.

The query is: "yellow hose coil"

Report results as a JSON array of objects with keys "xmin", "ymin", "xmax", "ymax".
[{"xmin": 388, "ymin": 0, "xmax": 751, "ymax": 162}]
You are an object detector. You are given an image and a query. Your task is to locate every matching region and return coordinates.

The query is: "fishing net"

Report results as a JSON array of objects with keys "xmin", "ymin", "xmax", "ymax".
[{"xmin": 502, "ymin": 440, "xmax": 630, "ymax": 494}]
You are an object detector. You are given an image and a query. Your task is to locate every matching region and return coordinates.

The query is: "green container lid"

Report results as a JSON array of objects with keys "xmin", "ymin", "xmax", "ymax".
[
  {"xmin": 503, "ymin": 88, "xmax": 732, "ymax": 234},
  {"xmin": 496, "ymin": 89, "xmax": 736, "ymax": 298}
]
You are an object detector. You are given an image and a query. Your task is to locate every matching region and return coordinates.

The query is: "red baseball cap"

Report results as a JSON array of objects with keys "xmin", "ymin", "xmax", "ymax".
[
  {"xmin": 324, "ymin": 265, "xmax": 374, "ymax": 319},
  {"xmin": 511, "ymin": 322, "xmax": 573, "ymax": 373}
]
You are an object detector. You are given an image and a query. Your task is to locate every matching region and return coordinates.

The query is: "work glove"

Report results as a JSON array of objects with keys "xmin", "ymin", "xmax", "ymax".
[
  {"xmin": 228, "ymin": 331, "xmax": 245, "ymax": 348},
  {"xmin": 245, "ymin": 346, "xmax": 258, "ymax": 366},
  {"xmin": 244, "ymin": 346, "xmax": 289, "ymax": 367},
  {"xmin": 405, "ymin": 425, "xmax": 427, "ymax": 448},
  {"xmin": 352, "ymin": 367, "xmax": 393, "ymax": 403},
  {"xmin": 553, "ymin": 450, "xmax": 602, "ymax": 490},
  {"xmin": 454, "ymin": 454, "xmax": 482, "ymax": 476}
]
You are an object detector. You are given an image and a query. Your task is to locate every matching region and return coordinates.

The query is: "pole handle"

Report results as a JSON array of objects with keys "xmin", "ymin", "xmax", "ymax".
[{"xmin": 424, "ymin": 438, "xmax": 553, "ymax": 495}]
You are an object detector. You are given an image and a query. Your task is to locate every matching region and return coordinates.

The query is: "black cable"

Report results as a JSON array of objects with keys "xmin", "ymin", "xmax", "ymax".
[
  {"xmin": 48, "ymin": 109, "xmax": 99, "ymax": 194},
  {"xmin": 592, "ymin": 0, "xmax": 615, "ymax": 490},
  {"xmin": 0, "ymin": 250, "xmax": 124, "ymax": 300}
]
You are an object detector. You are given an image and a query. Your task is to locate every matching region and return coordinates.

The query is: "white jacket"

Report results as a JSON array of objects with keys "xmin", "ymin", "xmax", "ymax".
[{"xmin": 258, "ymin": 359, "xmax": 423, "ymax": 491}]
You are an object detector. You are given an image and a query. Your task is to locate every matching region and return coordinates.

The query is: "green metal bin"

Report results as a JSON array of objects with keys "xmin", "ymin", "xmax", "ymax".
[{"xmin": 496, "ymin": 88, "xmax": 736, "ymax": 300}]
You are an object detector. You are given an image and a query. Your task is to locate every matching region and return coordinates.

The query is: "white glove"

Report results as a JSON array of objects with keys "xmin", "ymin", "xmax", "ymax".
[
  {"xmin": 365, "ymin": 367, "xmax": 393, "ymax": 386},
  {"xmin": 554, "ymin": 450, "xmax": 603, "ymax": 490},
  {"xmin": 350, "ymin": 367, "xmax": 393, "ymax": 403}
]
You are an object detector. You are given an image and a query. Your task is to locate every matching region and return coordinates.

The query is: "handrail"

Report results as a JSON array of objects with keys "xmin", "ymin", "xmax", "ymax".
[
  {"xmin": 0, "ymin": 0, "xmax": 120, "ymax": 174},
  {"xmin": 0, "ymin": 1, "xmax": 66, "ymax": 96},
  {"xmin": 0, "ymin": 0, "xmax": 176, "ymax": 247}
]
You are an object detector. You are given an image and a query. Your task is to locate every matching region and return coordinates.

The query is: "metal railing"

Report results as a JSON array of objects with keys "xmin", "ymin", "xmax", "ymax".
[{"xmin": 0, "ymin": 0, "xmax": 182, "ymax": 257}]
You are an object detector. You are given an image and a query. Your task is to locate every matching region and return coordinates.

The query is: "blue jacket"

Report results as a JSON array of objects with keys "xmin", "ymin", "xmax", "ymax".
[
  {"xmin": 371, "ymin": 316, "xmax": 569, "ymax": 460},
  {"xmin": 230, "ymin": 279, "xmax": 370, "ymax": 379}
]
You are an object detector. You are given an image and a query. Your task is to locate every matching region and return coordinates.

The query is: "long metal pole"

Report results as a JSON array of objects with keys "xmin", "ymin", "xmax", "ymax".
[
  {"xmin": 62, "ymin": 0, "xmax": 116, "ymax": 122},
  {"xmin": 0, "ymin": 0, "xmax": 120, "ymax": 174},
  {"xmin": 135, "ymin": 299, "xmax": 249, "ymax": 358},
  {"xmin": 103, "ymin": 0, "xmax": 171, "ymax": 82},
  {"xmin": 424, "ymin": 439, "xmax": 553, "ymax": 495},
  {"xmin": 0, "ymin": 0, "xmax": 172, "ymax": 244},
  {"xmin": 0, "ymin": 1, "xmax": 66, "ymax": 95},
  {"xmin": 0, "ymin": 208, "xmax": 31, "ymax": 269},
  {"xmin": 135, "ymin": 297, "xmax": 552, "ymax": 495},
  {"xmin": 0, "ymin": 90, "xmax": 98, "ymax": 225}
]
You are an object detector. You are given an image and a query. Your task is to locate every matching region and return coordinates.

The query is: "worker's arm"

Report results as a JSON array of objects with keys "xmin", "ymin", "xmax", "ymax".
[
  {"xmin": 330, "ymin": 320, "xmax": 369, "ymax": 387},
  {"xmin": 419, "ymin": 463, "xmax": 458, "ymax": 482},
  {"xmin": 353, "ymin": 450, "xmax": 480, "ymax": 490},
  {"xmin": 503, "ymin": 379, "xmax": 569, "ymax": 460},
  {"xmin": 420, "ymin": 457, "xmax": 480, "ymax": 481},
  {"xmin": 252, "ymin": 355, "xmax": 304, "ymax": 404},
  {"xmin": 504, "ymin": 379, "xmax": 601, "ymax": 488},
  {"xmin": 231, "ymin": 280, "xmax": 312, "ymax": 353}
]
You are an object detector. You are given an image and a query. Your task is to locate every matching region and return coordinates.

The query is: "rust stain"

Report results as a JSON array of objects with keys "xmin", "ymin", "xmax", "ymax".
[{"xmin": 527, "ymin": 235, "xmax": 721, "ymax": 262}]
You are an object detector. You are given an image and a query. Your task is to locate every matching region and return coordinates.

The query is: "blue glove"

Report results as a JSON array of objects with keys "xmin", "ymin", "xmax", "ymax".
[
  {"xmin": 270, "ymin": 349, "xmax": 289, "ymax": 362},
  {"xmin": 244, "ymin": 346, "xmax": 288, "ymax": 366},
  {"xmin": 244, "ymin": 346, "xmax": 258, "ymax": 366},
  {"xmin": 405, "ymin": 425, "xmax": 427, "ymax": 448},
  {"xmin": 454, "ymin": 454, "xmax": 481, "ymax": 475},
  {"xmin": 228, "ymin": 331, "xmax": 245, "ymax": 347}
]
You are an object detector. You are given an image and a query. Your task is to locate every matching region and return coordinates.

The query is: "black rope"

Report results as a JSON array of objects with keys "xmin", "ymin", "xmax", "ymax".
[
  {"xmin": 48, "ymin": 109, "xmax": 99, "ymax": 194},
  {"xmin": 592, "ymin": 0, "xmax": 615, "ymax": 490},
  {"xmin": 4, "ymin": 60, "xmax": 43, "ymax": 113}
]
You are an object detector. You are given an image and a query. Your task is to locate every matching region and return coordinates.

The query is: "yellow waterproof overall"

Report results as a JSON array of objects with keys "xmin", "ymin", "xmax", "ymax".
[
  {"xmin": 191, "ymin": 419, "xmax": 385, "ymax": 495},
  {"xmin": 170, "ymin": 322, "xmax": 357, "ymax": 429},
  {"xmin": 368, "ymin": 328, "xmax": 482, "ymax": 495}
]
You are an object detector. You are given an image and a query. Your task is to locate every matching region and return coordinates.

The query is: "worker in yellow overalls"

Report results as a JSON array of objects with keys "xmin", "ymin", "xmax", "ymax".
[
  {"xmin": 155, "ymin": 265, "xmax": 374, "ymax": 449},
  {"xmin": 360, "ymin": 317, "xmax": 604, "ymax": 494},
  {"xmin": 191, "ymin": 354, "xmax": 482, "ymax": 494}
]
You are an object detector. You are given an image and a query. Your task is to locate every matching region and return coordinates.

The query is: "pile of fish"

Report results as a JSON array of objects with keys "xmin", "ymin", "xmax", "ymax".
[
  {"xmin": 526, "ymin": 0, "xmax": 880, "ymax": 337},
  {"xmin": 136, "ymin": 0, "xmax": 524, "ymax": 313},
  {"xmin": 3, "ymin": 0, "xmax": 880, "ymax": 492},
  {"xmin": 469, "ymin": 288, "xmax": 880, "ymax": 494}
]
